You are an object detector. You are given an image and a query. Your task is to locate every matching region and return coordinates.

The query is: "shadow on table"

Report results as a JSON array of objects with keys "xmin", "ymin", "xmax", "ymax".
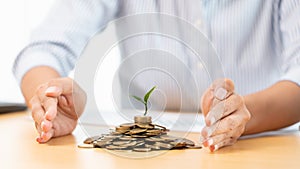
[{"xmin": 46, "ymin": 134, "xmax": 77, "ymax": 146}]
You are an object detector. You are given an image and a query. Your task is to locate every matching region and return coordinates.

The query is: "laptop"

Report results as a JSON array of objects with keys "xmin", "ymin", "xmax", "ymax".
[{"xmin": 0, "ymin": 102, "xmax": 27, "ymax": 114}]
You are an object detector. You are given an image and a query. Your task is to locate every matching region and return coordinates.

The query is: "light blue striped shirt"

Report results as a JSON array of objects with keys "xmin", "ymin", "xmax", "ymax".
[{"xmin": 13, "ymin": 0, "xmax": 300, "ymax": 110}]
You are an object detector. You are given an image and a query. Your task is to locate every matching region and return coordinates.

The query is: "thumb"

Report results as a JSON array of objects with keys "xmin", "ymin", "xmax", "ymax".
[
  {"xmin": 201, "ymin": 78, "xmax": 235, "ymax": 116},
  {"xmin": 44, "ymin": 78, "xmax": 74, "ymax": 97},
  {"xmin": 45, "ymin": 86, "xmax": 63, "ymax": 97}
]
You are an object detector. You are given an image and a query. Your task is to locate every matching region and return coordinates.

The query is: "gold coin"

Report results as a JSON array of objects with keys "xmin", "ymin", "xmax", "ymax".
[
  {"xmin": 83, "ymin": 136, "xmax": 100, "ymax": 144},
  {"xmin": 94, "ymin": 140, "xmax": 112, "ymax": 147},
  {"xmin": 185, "ymin": 145, "xmax": 202, "ymax": 149},
  {"xmin": 134, "ymin": 116, "xmax": 152, "ymax": 124},
  {"xmin": 119, "ymin": 123, "xmax": 136, "ymax": 128},
  {"xmin": 119, "ymin": 136, "xmax": 137, "ymax": 141},
  {"xmin": 127, "ymin": 128, "xmax": 147, "ymax": 135},
  {"xmin": 136, "ymin": 123, "xmax": 154, "ymax": 129},
  {"xmin": 131, "ymin": 134, "xmax": 148, "ymax": 138}
]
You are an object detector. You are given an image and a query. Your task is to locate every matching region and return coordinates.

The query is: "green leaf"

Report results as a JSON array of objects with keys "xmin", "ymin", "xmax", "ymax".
[
  {"xmin": 143, "ymin": 86, "xmax": 156, "ymax": 103},
  {"xmin": 131, "ymin": 95, "xmax": 145, "ymax": 104}
]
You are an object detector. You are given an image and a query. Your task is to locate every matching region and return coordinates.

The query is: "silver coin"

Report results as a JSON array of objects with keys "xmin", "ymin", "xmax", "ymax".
[
  {"xmin": 133, "ymin": 147, "xmax": 151, "ymax": 152},
  {"xmin": 78, "ymin": 143, "xmax": 94, "ymax": 148}
]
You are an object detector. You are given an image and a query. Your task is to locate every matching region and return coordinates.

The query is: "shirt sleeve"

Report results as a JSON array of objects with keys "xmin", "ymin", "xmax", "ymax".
[
  {"xmin": 13, "ymin": 0, "xmax": 119, "ymax": 84},
  {"xmin": 279, "ymin": 0, "xmax": 300, "ymax": 86}
]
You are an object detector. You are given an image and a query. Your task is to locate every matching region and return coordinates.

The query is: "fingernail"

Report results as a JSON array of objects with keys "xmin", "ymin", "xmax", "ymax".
[
  {"xmin": 202, "ymin": 138, "xmax": 214, "ymax": 147},
  {"xmin": 36, "ymin": 137, "xmax": 41, "ymax": 143},
  {"xmin": 210, "ymin": 145, "xmax": 219, "ymax": 152},
  {"xmin": 45, "ymin": 86, "xmax": 58, "ymax": 94},
  {"xmin": 215, "ymin": 87, "xmax": 227, "ymax": 100},
  {"xmin": 45, "ymin": 111, "xmax": 52, "ymax": 120},
  {"xmin": 208, "ymin": 138, "xmax": 214, "ymax": 146},
  {"xmin": 41, "ymin": 121, "xmax": 45, "ymax": 130},
  {"xmin": 209, "ymin": 145, "xmax": 215, "ymax": 152},
  {"xmin": 214, "ymin": 145, "xmax": 219, "ymax": 151},
  {"xmin": 209, "ymin": 117, "xmax": 216, "ymax": 126},
  {"xmin": 207, "ymin": 128, "xmax": 213, "ymax": 137}
]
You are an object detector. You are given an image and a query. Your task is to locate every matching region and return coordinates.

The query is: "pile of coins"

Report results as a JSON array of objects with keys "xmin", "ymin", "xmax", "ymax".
[{"xmin": 79, "ymin": 116, "xmax": 201, "ymax": 152}]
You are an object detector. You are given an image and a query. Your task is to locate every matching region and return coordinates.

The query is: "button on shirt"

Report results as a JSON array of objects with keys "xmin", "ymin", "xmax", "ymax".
[{"xmin": 13, "ymin": 0, "xmax": 300, "ymax": 110}]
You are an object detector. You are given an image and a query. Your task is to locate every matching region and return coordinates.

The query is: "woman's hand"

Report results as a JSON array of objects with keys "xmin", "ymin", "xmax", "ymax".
[
  {"xmin": 29, "ymin": 77, "xmax": 86, "ymax": 143},
  {"xmin": 200, "ymin": 78, "xmax": 251, "ymax": 152}
]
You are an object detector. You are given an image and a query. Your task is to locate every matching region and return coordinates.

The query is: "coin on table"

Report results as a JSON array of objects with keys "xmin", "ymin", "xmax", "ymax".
[
  {"xmin": 83, "ymin": 136, "xmax": 100, "ymax": 144},
  {"xmin": 136, "ymin": 123, "xmax": 154, "ymax": 129},
  {"xmin": 185, "ymin": 145, "xmax": 202, "ymax": 149},
  {"xmin": 145, "ymin": 144, "xmax": 161, "ymax": 150},
  {"xmin": 154, "ymin": 142, "xmax": 173, "ymax": 149},
  {"xmin": 119, "ymin": 123, "xmax": 136, "ymax": 128},
  {"xmin": 93, "ymin": 140, "xmax": 111, "ymax": 148},
  {"xmin": 115, "ymin": 127, "xmax": 130, "ymax": 134},
  {"xmin": 153, "ymin": 124, "xmax": 167, "ymax": 130},
  {"xmin": 131, "ymin": 134, "xmax": 148, "ymax": 138},
  {"xmin": 127, "ymin": 128, "xmax": 147, "ymax": 135},
  {"xmin": 121, "ymin": 141, "xmax": 138, "ymax": 147},
  {"xmin": 106, "ymin": 145, "xmax": 127, "ymax": 150},
  {"xmin": 78, "ymin": 143, "xmax": 94, "ymax": 148},
  {"xmin": 119, "ymin": 136, "xmax": 137, "ymax": 141},
  {"xmin": 145, "ymin": 137, "xmax": 166, "ymax": 142},
  {"xmin": 145, "ymin": 129, "xmax": 163, "ymax": 135},
  {"xmin": 133, "ymin": 147, "xmax": 152, "ymax": 152},
  {"xmin": 134, "ymin": 116, "xmax": 152, "ymax": 124},
  {"xmin": 113, "ymin": 140, "xmax": 131, "ymax": 146}
]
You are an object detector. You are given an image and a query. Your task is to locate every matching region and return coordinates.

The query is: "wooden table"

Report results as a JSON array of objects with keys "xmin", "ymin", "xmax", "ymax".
[{"xmin": 1, "ymin": 111, "xmax": 299, "ymax": 169}]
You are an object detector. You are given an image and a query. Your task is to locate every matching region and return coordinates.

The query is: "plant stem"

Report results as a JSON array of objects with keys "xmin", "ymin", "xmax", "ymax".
[{"xmin": 144, "ymin": 103, "xmax": 148, "ymax": 116}]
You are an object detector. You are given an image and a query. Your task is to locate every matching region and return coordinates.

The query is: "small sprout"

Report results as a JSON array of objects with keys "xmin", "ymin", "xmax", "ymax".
[{"xmin": 131, "ymin": 86, "xmax": 156, "ymax": 116}]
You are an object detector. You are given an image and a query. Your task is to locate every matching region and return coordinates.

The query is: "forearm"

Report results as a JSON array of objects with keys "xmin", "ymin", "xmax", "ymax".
[
  {"xmin": 243, "ymin": 81, "xmax": 300, "ymax": 135},
  {"xmin": 21, "ymin": 66, "xmax": 61, "ymax": 107}
]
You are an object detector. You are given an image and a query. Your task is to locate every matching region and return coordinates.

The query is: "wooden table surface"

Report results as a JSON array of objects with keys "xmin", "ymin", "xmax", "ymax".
[{"xmin": 0, "ymin": 111, "xmax": 299, "ymax": 169}]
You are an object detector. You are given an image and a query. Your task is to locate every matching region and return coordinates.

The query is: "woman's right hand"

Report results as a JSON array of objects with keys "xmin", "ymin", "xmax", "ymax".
[{"xmin": 29, "ymin": 77, "xmax": 86, "ymax": 143}]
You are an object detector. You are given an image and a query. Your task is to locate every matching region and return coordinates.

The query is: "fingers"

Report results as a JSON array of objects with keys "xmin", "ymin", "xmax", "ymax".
[
  {"xmin": 201, "ymin": 78, "xmax": 235, "ymax": 116},
  {"xmin": 200, "ymin": 79, "xmax": 251, "ymax": 152},
  {"xmin": 201, "ymin": 88, "xmax": 214, "ymax": 116},
  {"xmin": 30, "ymin": 96, "xmax": 45, "ymax": 128},
  {"xmin": 30, "ymin": 96, "xmax": 55, "ymax": 143},
  {"xmin": 201, "ymin": 106, "xmax": 251, "ymax": 151},
  {"xmin": 37, "ymin": 129, "xmax": 55, "ymax": 143},
  {"xmin": 205, "ymin": 94, "xmax": 243, "ymax": 126},
  {"xmin": 202, "ymin": 125, "xmax": 244, "ymax": 152},
  {"xmin": 30, "ymin": 78, "xmax": 85, "ymax": 143},
  {"xmin": 37, "ymin": 85, "xmax": 58, "ymax": 121},
  {"xmin": 202, "ymin": 108, "xmax": 247, "ymax": 137},
  {"xmin": 32, "ymin": 83, "xmax": 60, "ymax": 143},
  {"xmin": 41, "ymin": 120, "xmax": 53, "ymax": 132}
]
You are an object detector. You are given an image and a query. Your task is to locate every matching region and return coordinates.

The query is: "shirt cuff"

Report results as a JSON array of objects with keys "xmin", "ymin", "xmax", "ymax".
[
  {"xmin": 13, "ymin": 51, "xmax": 67, "ymax": 84},
  {"xmin": 280, "ymin": 66, "xmax": 300, "ymax": 86}
]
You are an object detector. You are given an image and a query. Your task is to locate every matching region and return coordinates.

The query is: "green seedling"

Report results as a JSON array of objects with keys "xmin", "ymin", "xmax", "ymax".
[{"xmin": 131, "ymin": 86, "xmax": 156, "ymax": 116}]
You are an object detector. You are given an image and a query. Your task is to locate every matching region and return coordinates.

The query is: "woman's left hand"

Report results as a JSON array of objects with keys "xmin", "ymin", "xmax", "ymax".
[{"xmin": 200, "ymin": 78, "xmax": 251, "ymax": 152}]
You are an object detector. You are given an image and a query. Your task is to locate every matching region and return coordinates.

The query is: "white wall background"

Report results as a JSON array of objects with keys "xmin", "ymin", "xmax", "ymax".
[
  {"xmin": 0, "ymin": 0, "xmax": 118, "ymax": 112},
  {"xmin": 0, "ymin": 0, "xmax": 55, "ymax": 103}
]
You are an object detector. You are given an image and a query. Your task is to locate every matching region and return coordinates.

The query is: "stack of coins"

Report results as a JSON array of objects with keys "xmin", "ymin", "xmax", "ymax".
[{"xmin": 78, "ymin": 116, "xmax": 201, "ymax": 152}]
